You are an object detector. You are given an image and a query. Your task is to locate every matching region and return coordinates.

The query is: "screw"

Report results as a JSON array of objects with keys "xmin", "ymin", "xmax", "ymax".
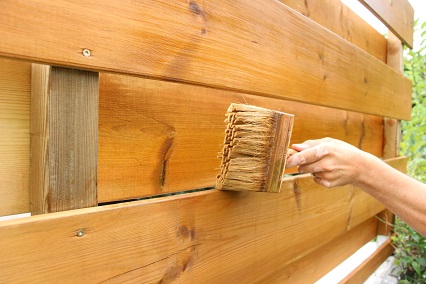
[
  {"xmin": 82, "ymin": 49, "xmax": 91, "ymax": 57},
  {"xmin": 77, "ymin": 229, "xmax": 85, "ymax": 237}
]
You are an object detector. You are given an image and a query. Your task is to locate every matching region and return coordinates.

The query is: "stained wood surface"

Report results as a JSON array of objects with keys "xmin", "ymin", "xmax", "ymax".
[
  {"xmin": 272, "ymin": 218, "xmax": 378, "ymax": 283},
  {"xmin": 383, "ymin": 32, "xmax": 404, "ymax": 160},
  {"xmin": 98, "ymin": 74, "xmax": 384, "ymax": 202},
  {"xmin": 0, "ymin": 0, "xmax": 411, "ymax": 119},
  {"xmin": 387, "ymin": 32, "xmax": 404, "ymax": 73},
  {"xmin": 359, "ymin": 0, "xmax": 414, "ymax": 48},
  {"xmin": 0, "ymin": 157, "xmax": 405, "ymax": 283},
  {"xmin": 0, "ymin": 58, "xmax": 31, "ymax": 216},
  {"xmin": 31, "ymin": 65, "xmax": 99, "ymax": 214},
  {"xmin": 340, "ymin": 238, "xmax": 395, "ymax": 284},
  {"xmin": 281, "ymin": 0, "xmax": 387, "ymax": 62},
  {"xmin": 376, "ymin": 209, "xmax": 395, "ymax": 236}
]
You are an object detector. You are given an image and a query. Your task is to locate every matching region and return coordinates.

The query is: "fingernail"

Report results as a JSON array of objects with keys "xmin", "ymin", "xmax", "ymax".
[{"xmin": 293, "ymin": 144, "xmax": 308, "ymax": 151}]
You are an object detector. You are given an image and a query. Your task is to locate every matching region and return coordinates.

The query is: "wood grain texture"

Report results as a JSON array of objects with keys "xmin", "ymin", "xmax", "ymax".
[
  {"xmin": 376, "ymin": 209, "xmax": 395, "ymax": 236},
  {"xmin": 0, "ymin": 58, "xmax": 31, "ymax": 216},
  {"xmin": 380, "ymin": 32, "xmax": 405, "ymax": 234},
  {"xmin": 0, "ymin": 0, "xmax": 411, "ymax": 119},
  {"xmin": 280, "ymin": 0, "xmax": 387, "ymax": 62},
  {"xmin": 383, "ymin": 32, "xmax": 404, "ymax": 159},
  {"xmin": 340, "ymin": 238, "xmax": 395, "ymax": 284},
  {"xmin": 270, "ymin": 218, "xmax": 378, "ymax": 283},
  {"xmin": 98, "ymin": 74, "xmax": 384, "ymax": 202},
  {"xmin": 359, "ymin": 0, "xmax": 414, "ymax": 48},
  {"xmin": 348, "ymin": 157, "xmax": 406, "ymax": 230},
  {"xmin": 31, "ymin": 65, "xmax": 99, "ymax": 214},
  {"xmin": 0, "ymin": 157, "xmax": 405, "ymax": 283},
  {"xmin": 387, "ymin": 32, "xmax": 404, "ymax": 73}
]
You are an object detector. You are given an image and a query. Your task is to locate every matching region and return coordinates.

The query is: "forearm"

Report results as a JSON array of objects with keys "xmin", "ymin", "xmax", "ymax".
[{"xmin": 356, "ymin": 154, "xmax": 426, "ymax": 236}]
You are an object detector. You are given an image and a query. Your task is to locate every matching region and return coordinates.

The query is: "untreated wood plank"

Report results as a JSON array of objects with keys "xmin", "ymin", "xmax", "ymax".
[
  {"xmin": 0, "ymin": 157, "xmax": 405, "ymax": 283},
  {"xmin": 98, "ymin": 74, "xmax": 384, "ymax": 202},
  {"xmin": 340, "ymin": 238, "xmax": 395, "ymax": 284},
  {"xmin": 280, "ymin": 0, "xmax": 387, "ymax": 62},
  {"xmin": 383, "ymin": 32, "xmax": 404, "ymax": 159},
  {"xmin": 387, "ymin": 32, "xmax": 404, "ymax": 73},
  {"xmin": 359, "ymin": 0, "xmax": 414, "ymax": 48},
  {"xmin": 270, "ymin": 218, "xmax": 378, "ymax": 283},
  {"xmin": 0, "ymin": 58, "xmax": 31, "ymax": 216},
  {"xmin": 0, "ymin": 0, "xmax": 411, "ymax": 119},
  {"xmin": 31, "ymin": 65, "xmax": 99, "ymax": 214}
]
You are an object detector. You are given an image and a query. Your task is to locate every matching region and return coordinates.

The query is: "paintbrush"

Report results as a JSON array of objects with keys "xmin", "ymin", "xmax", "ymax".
[{"xmin": 216, "ymin": 103, "xmax": 294, "ymax": 193}]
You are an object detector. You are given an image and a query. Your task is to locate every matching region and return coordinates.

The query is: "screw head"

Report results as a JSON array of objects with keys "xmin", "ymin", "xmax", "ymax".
[
  {"xmin": 82, "ymin": 49, "xmax": 91, "ymax": 57},
  {"xmin": 77, "ymin": 229, "xmax": 85, "ymax": 237}
]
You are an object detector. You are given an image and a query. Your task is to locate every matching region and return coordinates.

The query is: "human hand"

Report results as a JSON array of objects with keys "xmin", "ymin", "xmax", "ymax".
[{"xmin": 285, "ymin": 138, "xmax": 373, "ymax": 188}]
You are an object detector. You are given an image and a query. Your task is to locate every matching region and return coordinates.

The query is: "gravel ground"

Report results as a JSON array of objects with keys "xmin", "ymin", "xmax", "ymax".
[{"xmin": 365, "ymin": 256, "xmax": 400, "ymax": 284}]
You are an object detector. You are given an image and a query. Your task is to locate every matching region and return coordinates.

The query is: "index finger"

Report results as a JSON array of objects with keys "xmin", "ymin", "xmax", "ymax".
[
  {"xmin": 292, "ymin": 138, "xmax": 333, "ymax": 152},
  {"xmin": 286, "ymin": 144, "xmax": 329, "ymax": 168}
]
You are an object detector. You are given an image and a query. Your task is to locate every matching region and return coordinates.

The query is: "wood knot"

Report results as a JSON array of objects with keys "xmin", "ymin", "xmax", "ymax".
[
  {"xmin": 189, "ymin": 1, "xmax": 204, "ymax": 18},
  {"xmin": 386, "ymin": 119, "xmax": 395, "ymax": 127},
  {"xmin": 189, "ymin": 1, "xmax": 207, "ymax": 35},
  {"xmin": 177, "ymin": 225, "xmax": 195, "ymax": 241},
  {"xmin": 160, "ymin": 247, "xmax": 196, "ymax": 283}
]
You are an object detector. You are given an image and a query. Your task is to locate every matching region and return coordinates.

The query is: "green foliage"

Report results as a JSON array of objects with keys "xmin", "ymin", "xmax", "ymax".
[
  {"xmin": 394, "ymin": 19, "xmax": 426, "ymax": 284},
  {"xmin": 401, "ymin": 20, "xmax": 426, "ymax": 183},
  {"xmin": 392, "ymin": 218, "xmax": 426, "ymax": 283}
]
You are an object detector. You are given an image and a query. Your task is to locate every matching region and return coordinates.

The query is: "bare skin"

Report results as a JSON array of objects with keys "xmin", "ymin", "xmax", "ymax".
[{"xmin": 286, "ymin": 138, "xmax": 426, "ymax": 237}]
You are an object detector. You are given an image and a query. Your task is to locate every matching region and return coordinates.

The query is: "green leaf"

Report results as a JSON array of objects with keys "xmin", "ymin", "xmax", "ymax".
[
  {"xmin": 416, "ymin": 257, "xmax": 426, "ymax": 266},
  {"xmin": 401, "ymin": 256, "xmax": 413, "ymax": 264},
  {"xmin": 412, "ymin": 261, "xmax": 421, "ymax": 276},
  {"xmin": 412, "ymin": 232, "xmax": 421, "ymax": 243}
]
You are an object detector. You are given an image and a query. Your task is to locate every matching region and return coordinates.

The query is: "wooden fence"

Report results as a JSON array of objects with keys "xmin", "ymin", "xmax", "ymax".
[{"xmin": 0, "ymin": 0, "xmax": 414, "ymax": 282}]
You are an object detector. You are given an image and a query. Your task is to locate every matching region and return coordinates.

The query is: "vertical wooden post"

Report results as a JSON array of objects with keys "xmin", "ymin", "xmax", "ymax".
[
  {"xmin": 377, "ymin": 32, "xmax": 405, "ymax": 235},
  {"xmin": 31, "ymin": 65, "xmax": 99, "ymax": 214},
  {"xmin": 383, "ymin": 32, "xmax": 404, "ymax": 160}
]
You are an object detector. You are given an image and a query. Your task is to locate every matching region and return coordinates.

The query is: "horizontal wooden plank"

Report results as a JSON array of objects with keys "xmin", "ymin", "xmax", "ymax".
[
  {"xmin": 340, "ymin": 238, "xmax": 395, "ymax": 284},
  {"xmin": 0, "ymin": 157, "xmax": 404, "ymax": 283},
  {"xmin": 359, "ymin": 0, "xmax": 414, "ymax": 48},
  {"xmin": 0, "ymin": 0, "xmax": 411, "ymax": 119},
  {"xmin": 270, "ymin": 217, "xmax": 378, "ymax": 283},
  {"xmin": 0, "ymin": 58, "xmax": 31, "ymax": 216},
  {"xmin": 98, "ymin": 74, "xmax": 384, "ymax": 202},
  {"xmin": 280, "ymin": 0, "xmax": 387, "ymax": 62}
]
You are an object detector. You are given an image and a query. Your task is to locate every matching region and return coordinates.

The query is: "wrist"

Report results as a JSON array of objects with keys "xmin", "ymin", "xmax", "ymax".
[{"xmin": 352, "ymin": 152, "xmax": 382, "ymax": 190}]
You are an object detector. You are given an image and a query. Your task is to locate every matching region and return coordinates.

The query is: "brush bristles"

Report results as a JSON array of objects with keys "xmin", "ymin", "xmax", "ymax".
[{"xmin": 217, "ymin": 103, "xmax": 288, "ymax": 192}]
